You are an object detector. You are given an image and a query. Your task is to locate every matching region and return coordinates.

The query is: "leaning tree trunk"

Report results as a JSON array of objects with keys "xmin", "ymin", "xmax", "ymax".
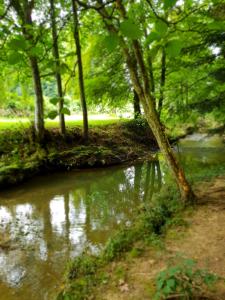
[
  {"xmin": 71, "ymin": 0, "xmax": 88, "ymax": 141},
  {"xmin": 111, "ymin": 1, "xmax": 194, "ymax": 203},
  {"xmin": 50, "ymin": 0, "xmax": 66, "ymax": 135},
  {"xmin": 126, "ymin": 41, "xmax": 195, "ymax": 203}
]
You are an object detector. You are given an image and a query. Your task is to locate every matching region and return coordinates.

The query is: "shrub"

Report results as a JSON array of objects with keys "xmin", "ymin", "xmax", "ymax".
[{"xmin": 154, "ymin": 258, "xmax": 218, "ymax": 300}]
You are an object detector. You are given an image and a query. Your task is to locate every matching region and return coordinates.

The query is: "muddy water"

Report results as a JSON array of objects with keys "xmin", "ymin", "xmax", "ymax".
[{"xmin": 0, "ymin": 134, "xmax": 224, "ymax": 300}]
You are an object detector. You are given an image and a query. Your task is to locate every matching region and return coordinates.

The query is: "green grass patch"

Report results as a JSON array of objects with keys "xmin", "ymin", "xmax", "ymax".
[{"xmin": 0, "ymin": 117, "xmax": 127, "ymax": 131}]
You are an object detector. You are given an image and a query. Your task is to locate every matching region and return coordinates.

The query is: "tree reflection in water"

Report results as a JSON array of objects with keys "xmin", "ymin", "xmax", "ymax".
[{"xmin": 0, "ymin": 160, "xmax": 163, "ymax": 300}]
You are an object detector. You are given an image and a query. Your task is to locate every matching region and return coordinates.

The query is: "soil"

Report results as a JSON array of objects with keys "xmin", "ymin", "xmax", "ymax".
[{"xmin": 94, "ymin": 177, "xmax": 225, "ymax": 300}]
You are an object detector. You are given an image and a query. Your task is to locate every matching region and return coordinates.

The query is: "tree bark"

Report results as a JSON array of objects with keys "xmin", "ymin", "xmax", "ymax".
[
  {"xmin": 29, "ymin": 56, "xmax": 45, "ymax": 141},
  {"xmin": 158, "ymin": 48, "xmax": 166, "ymax": 118},
  {"xmin": 71, "ymin": 0, "xmax": 88, "ymax": 141},
  {"xmin": 50, "ymin": 0, "xmax": 66, "ymax": 135},
  {"xmin": 133, "ymin": 89, "xmax": 141, "ymax": 119},
  {"xmin": 11, "ymin": 0, "xmax": 45, "ymax": 142},
  {"xmin": 114, "ymin": 1, "xmax": 195, "ymax": 203}
]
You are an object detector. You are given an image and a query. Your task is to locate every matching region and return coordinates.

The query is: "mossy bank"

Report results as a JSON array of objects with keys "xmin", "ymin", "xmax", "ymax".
[{"xmin": 0, "ymin": 119, "xmax": 157, "ymax": 189}]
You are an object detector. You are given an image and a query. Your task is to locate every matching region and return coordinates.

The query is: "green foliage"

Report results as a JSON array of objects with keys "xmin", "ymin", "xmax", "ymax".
[
  {"xmin": 8, "ymin": 36, "xmax": 28, "ymax": 51},
  {"xmin": 146, "ymin": 31, "xmax": 161, "ymax": 45},
  {"xmin": 48, "ymin": 110, "xmax": 58, "ymax": 120},
  {"xmin": 103, "ymin": 229, "xmax": 137, "ymax": 262},
  {"xmin": 166, "ymin": 39, "xmax": 183, "ymax": 57},
  {"xmin": 61, "ymin": 107, "xmax": 71, "ymax": 115},
  {"xmin": 164, "ymin": 0, "xmax": 178, "ymax": 10},
  {"xmin": 155, "ymin": 20, "xmax": 168, "ymax": 37},
  {"xmin": 67, "ymin": 255, "xmax": 98, "ymax": 280},
  {"xmin": 154, "ymin": 258, "xmax": 218, "ymax": 300},
  {"xmin": 124, "ymin": 116, "xmax": 149, "ymax": 132},
  {"xmin": 7, "ymin": 52, "xmax": 24, "ymax": 65},
  {"xmin": 142, "ymin": 203, "xmax": 172, "ymax": 235},
  {"xmin": 120, "ymin": 19, "xmax": 142, "ymax": 39},
  {"xmin": 50, "ymin": 97, "xmax": 60, "ymax": 105},
  {"xmin": 103, "ymin": 33, "xmax": 119, "ymax": 51}
]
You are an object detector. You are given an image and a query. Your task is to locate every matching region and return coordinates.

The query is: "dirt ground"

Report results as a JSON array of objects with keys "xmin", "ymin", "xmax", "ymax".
[{"xmin": 95, "ymin": 177, "xmax": 225, "ymax": 300}]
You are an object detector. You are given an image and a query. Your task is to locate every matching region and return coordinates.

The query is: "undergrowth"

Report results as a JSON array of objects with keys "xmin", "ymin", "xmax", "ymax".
[
  {"xmin": 154, "ymin": 256, "xmax": 219, "ymax": 300},
  {"xmin": 57, "ymin": 187, "xmax": 184, "ymax": 300}
]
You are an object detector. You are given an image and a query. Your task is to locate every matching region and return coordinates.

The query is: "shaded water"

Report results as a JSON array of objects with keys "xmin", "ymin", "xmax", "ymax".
[{"xmin": 0, "ymin": 134, "xmax": 224, "ymax": 300}]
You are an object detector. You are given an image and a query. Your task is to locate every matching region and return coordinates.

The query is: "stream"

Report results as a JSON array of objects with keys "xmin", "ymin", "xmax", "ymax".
[{"xmin": 0, "ymin": 134, "xmax": 224, "ymax": 300}]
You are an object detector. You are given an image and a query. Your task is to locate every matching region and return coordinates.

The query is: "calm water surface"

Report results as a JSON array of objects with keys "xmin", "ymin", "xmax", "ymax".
[{"xmin": 0, "ymin": 134, "xmax": 224, "ymax": 300}]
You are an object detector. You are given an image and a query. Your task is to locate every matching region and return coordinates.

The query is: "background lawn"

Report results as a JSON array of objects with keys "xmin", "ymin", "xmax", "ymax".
[{"xmin": 0, "ymin": 115, "xmax": 128, "ymax": 131}]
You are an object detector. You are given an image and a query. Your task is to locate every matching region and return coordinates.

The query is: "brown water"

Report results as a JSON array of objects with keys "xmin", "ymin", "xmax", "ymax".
[{"xmin": 0, "ymin": 134, "xmax": 224, "ymax": 300}]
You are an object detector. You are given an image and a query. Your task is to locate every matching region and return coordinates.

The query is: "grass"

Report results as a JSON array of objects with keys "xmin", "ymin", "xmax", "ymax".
[{"xmin": 0, "ymin": 116, "xmax": 127, "ymax": 131}]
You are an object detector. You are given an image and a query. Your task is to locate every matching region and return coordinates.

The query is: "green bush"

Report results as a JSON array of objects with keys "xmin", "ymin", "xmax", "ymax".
[
  {"xmin": 103, "ymin": 228, "xmax": 137, "ymax": 262},
  {"xmin": 154, "ymin": 258, "xmax": 218, "ymax": 300},
  {"xmin": 67, "ymin": 254, "xmax": 98, "ymax": 280}
]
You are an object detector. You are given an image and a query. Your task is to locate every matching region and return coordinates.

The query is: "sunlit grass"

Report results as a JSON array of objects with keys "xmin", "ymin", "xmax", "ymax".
[{"xmin": 0, "ymin": 115, "xmax": 128, "ymax": 131}]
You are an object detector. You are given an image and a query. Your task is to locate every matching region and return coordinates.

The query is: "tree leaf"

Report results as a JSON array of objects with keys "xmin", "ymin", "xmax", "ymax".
[
  {"xmin": 164, "ymin": 0, "xmax": 178, "ymax": 10},
  {"xmin": 61, "ymin": 107, "xmax": 71, "ymax": 115},
  {"xmin": 146, "ymin": 31, "xmax": 161, "ymax": 45},
  {"xmin": 120, "ymin": 19, "xmax": 142, "ymax": 39},
  {"xmin": 150, "ymin": 45, "xmax": 160, "ymax": 59},
  {"xmin": 155, "ymin": 20, "xmax": 168, "ymax": 37},
  {"xmin": 208, "ymin": 21, "xmax": 225, "ymax": 30},
  {"xmin": 8, "ymin": 36, "xmax": 27, "ymax": 51},
  {"xmin": 8, "ymin": 53, "xmax": 24, "ymax": 65},
  {"xmin": 166, "ymin": 39, "xmax": 183, "ymax": 57},
  {"xmin": 29, "ymin": 46, "xmax": 43, "ymax": 57},
  {"xmin": 103, "ymin": 33, "xmax": 119, "ymax": 51},
  {"xmin": 167, "ymin": 278, "xmax": 176, "ymax": 289},
  {"xmin": 48, "ymin": 110, "xmax": 58, "ymax": 120},
  {"xmin": 50, "ymin": 97, "xmax": 60, "ymax": 105},
  {"xmin": 59, "ymin": 63, "xmax": 68, "ymax": 75}
]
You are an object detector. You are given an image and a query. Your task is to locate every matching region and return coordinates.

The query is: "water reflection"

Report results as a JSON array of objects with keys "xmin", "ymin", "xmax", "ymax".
[
  {"xmin": 1, "ymin": 134, "xmax": 224, "ymax": 300},
  {"xmin": 0, "ymin": 161, "xmax": 162, "ymax": 300}
]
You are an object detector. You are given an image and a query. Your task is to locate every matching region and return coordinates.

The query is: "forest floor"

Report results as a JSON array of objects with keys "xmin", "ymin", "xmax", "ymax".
[{"xmin": 92, "ymin": 176, "xmax": 225, "ymax": 300}]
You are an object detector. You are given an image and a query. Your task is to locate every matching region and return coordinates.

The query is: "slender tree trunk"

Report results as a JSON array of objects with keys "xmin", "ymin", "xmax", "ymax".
[
  {"xmin": 50, "ymin": 0, "xmax": 66, "ymax": 135},
  {"xmin": 29, "ymin": 56, "xmax": 45, "ymax": 142},
  {"xmin": 158, "ymin": 48, "xmax": 166, "ymax": 118},
  {"xmin": 71, "ymin": 0, "xmax": 88, "ymax": 141},
  {"xmin": 144, "ymin": 29, "xmax": 155, "ymax": 96},
  {"xmin": 11, "ymin": 0, "xmax": 45, "ymax": 142},
  {"xmin": 133, "ymin": 89, "xmax": 141, "ymax": 119}
]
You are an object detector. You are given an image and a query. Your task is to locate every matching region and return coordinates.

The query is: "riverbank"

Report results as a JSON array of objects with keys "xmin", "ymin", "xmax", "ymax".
[
  {"xmin": 0, "ymin": 119, "xmax": 157, "ymax": 189},
  {"xmin": 58, "ymin": 176, "xmax": 225, "ymax": 300}
]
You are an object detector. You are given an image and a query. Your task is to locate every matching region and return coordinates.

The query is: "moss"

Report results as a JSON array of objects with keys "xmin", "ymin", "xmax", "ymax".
[{"xmin": 0, "ymin": 121, "xmax": 155, "ymax": 189}]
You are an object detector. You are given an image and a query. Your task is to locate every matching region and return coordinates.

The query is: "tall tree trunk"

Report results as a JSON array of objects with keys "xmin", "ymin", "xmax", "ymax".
[
  {"xmin": 71, "ymin": 0, "xmax": 88, "ymax": 141},
  {"xmin": 29, "ymin": 56, "xmax": 45, "ymax": 141},
  {"xmin": 144, "ymin": 29, "xmax": 155, "ymax": 97},
  {"xmin": 133, "ymin": 89, "xmax": 141, "ymax": 119},
  {"xmin": 50, "ymin": 0, "xmax": 66, "ymax": 135},
  {"xmin": 158, "ymin": 48, "xmax": 166, "ymax": 118},
  {"xmin": 11, "ymin": 0, "xmax": 45, "ymax": 142}
]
